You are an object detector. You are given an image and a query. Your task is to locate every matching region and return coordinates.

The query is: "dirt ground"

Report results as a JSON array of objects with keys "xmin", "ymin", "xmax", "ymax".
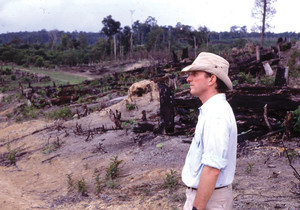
[
  {"xmin": 0, "ymin": 86, "xmax": 299, "ymax": 210},
  {"xmin": 0, "ymin": 44, "xmax": 300, "ymax": 209}
]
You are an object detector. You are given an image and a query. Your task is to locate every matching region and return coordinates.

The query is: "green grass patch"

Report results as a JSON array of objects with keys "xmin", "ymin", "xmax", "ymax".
[
  {"xmin": 1, "ymin": 65, "xmax": 88, "ymax": 93},
  {"xmin": 23, "ymin": 68, "xmax": 86, "ymax": 85},
  {"xmin": 16, "ymin": 66, "xmax": 87, "ymax": 85}
]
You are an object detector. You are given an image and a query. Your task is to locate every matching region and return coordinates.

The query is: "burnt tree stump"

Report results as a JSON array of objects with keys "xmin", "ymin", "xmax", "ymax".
[
  {"xmin": 275, "ymin": 65, "xmax": 287, "ymax": 87},
  {"xmin": 182, "ymin": 47, "xmax": 189, "ymax": 60},
  {"xmin": 172, "ymin": 50, "xmax": 178, "ymax": 63},
  {"xmin": 159, "ymin": 83, "xmax": 174, "ymax": 133}
]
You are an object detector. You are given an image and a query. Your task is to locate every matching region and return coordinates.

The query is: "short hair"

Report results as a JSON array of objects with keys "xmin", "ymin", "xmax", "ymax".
[{"xmin": 204, "ymin": 72, "xmax": 228, "ymax": 93}]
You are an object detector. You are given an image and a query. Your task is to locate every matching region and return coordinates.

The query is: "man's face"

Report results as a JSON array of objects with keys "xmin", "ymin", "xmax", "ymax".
[{"xmin": 186, "ymin": 71, "xmax": 211, "ymax": 98}]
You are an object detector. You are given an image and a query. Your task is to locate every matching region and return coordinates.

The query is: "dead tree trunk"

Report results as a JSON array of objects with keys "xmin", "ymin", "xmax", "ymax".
[
  {"xmin": 159, "ymin": 83, "xmax": 174, "ymax": 133},
  {"xmin": 260, "ymin": 0, "xmax": 267, "ymax": 48},
  {"xmin": 19, "ymin": 82, "xmax": 23, "ymax": 95},
  {"xmin": 274, "ymin": 65, "xmax": 287, "ymax": 87},
  {"xmin": 182, "ymin": 48, "xmax": 189, "ymax": 60}
]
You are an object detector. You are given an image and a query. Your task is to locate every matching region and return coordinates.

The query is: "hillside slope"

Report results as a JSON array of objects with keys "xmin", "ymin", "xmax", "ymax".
[{"xmin": 0, "ymin": 80, "xmax": 299, "ymax": 209}]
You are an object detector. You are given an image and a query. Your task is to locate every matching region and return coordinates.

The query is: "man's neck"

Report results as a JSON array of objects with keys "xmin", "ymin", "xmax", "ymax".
[{"xmin": 199, "ymin": 90, "xmax": 219, "ymax": 104}]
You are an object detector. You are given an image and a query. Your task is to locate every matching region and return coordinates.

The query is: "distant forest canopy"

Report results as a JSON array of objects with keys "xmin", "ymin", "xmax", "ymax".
[
  {"xmin": 0, "ymin": 30, "xmax": 104, "ymax": 45},
  {"xmin": 0, "ymin": 28, "xmax": 299, "ymax": 46},
  {"xmin": 0, "ymin": 16, "xmax": 299, "ymax": 67}
]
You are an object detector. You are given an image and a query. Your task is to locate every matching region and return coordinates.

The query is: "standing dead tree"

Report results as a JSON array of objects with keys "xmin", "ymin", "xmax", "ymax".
[
  {"xmin": 252, "ymin": 0, "xmax": 277, "ymax": 48},
  {"xmin": 159, "ymin": 83, "xmax": 174, "ymax": 134}
]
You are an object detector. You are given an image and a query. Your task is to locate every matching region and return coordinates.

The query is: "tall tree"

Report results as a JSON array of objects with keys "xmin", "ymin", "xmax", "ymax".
[
  {"xmin": 78, "ymin": 32, "xmax": 88, "ymax": 49},
  {"xmin": 252, "ymin": 0, "xmax": 277, "ymax": 48},
  {"xmin": 119, "ymin": 26, "xmax": 131, "ymax": 55},
  {"xmin": 48, "ymin": 30, "xmax": 59, "ymax": 50},
  {"xmin": 61, "ymin": 34, "xmax": 71, "ymax": 50},
  {"xmin": 174, "ymin": 22, "xmax": 193, "ymax": 46},
  {"xmin": 132, "ymin": 16, "xmax": 157, "ymax": 46},
  {"xmin": 198, "ymin": 26, "xmax": 210, "ymax": 47},
  {"xmin": 101, "ymin": 15, "xmax": 121, "ymax": 59},
  {"xmin": 240, "ymin": 26, "xmax": 248, "ymax": 37},
  {"xmin": 146, "ymin": 25, "xmax": 163, "ymax": 51}
]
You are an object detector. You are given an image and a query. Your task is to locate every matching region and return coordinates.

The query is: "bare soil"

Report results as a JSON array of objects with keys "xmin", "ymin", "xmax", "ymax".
[{"xmin": 0, "ymin": 89, "xmax": 299, "ymax": 210}]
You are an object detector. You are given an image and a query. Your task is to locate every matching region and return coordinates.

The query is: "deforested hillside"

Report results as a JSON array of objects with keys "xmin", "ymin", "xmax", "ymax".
[{"xmin": 0, "ymin": 40, "xmax": 299, "ymax": 209}]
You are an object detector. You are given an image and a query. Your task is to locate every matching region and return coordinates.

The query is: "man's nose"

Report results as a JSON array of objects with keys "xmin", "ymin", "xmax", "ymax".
[{"xmin": 187, "ymin": 75, "xmax": 192, "ymax": 83}]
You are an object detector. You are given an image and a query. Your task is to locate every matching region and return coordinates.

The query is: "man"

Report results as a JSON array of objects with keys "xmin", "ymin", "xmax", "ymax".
[{"xmin": 181, "ymin": 52, "xmax": 237, "ymax": 210}]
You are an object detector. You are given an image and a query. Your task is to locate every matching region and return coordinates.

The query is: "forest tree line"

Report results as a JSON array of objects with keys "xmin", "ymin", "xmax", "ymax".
[{"xmin": 0, "ymin": 15, "xmax": 299, "ymax": 68}]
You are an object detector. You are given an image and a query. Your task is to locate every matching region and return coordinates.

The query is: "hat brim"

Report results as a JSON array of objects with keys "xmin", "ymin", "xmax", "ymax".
[{"xmin": 181, "ymin": 64, "xmax": 233, "ymax": 90}]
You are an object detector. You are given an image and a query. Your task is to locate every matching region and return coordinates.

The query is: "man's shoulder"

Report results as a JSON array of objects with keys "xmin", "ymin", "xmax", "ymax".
[{"xmin": 203, "ymin": 101, "xmax": 233, "ymax": 119}]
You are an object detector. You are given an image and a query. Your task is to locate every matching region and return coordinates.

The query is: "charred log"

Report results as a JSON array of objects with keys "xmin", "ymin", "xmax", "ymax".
[
  {"xmin": 174, "ymin": 85, "xmax": 300, "ymax": 141},
  {"xmin": 133, "ymin": 122, "xmax": 156, "ymax": 133}
]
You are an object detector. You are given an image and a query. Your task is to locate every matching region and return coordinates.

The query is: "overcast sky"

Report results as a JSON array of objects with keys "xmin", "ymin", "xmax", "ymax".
[{"xmin": 0, "ymin": 0, "xmax": 299, "ymax": 34}]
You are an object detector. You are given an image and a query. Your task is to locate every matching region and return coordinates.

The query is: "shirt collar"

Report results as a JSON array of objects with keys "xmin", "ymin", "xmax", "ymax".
[{"xmin": 199, "ymin": 93, "xmax": 226, "ymax": 112}]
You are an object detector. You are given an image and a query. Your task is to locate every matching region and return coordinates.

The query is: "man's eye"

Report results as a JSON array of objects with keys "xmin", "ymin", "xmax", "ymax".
[{"xmin": 191, "ymin": 72, "xmax": 197, "ymax": 76}]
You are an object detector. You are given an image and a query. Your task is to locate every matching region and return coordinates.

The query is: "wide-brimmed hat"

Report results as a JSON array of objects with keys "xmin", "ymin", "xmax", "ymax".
[{"xmin": 181, "ymin": 52, "xmax": 232, "ymax": 90}]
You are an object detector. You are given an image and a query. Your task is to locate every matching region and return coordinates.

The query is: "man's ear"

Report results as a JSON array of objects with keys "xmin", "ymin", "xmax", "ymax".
[{"xmin": 208, "ymin": 75, "xmax": 217, "ymax": 86}]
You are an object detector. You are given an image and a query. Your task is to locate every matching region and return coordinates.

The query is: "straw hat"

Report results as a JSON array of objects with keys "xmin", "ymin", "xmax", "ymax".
[{"xmin": 181, "ymin": 52, "xmax": 232, "ymax": 90}]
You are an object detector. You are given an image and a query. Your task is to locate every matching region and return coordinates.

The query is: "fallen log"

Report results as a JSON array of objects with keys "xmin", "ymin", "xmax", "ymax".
[
  {"xmin": 41, "ymin": 154, "xmax": 60, "ymax": 163},
  {"xmin": 133, "ymin": 122, "xmax": 156, "ymax": 133},
  {"xmin": 229, "ymin": 48, "xmax": 277, "ymax": 75}
]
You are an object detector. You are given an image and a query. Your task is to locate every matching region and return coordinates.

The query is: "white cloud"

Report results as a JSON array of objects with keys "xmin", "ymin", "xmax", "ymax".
[{"xmin": 0, "ymin": 0, "xmax": 299, "ymax": 33}]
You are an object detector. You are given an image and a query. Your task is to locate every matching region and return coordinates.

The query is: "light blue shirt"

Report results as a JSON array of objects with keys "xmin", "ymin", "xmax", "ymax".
[{"xmin": 182, "ymin": 93, "xmax": 237, "ymax": 189}]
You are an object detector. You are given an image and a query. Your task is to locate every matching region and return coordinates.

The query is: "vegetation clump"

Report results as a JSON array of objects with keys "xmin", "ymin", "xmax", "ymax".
[
  {"xmin": 66, "ymin": 173, "xmax": 74, "ymax": 190},
  {"xmin": 42, "ymin": 143, "xmax": 58, "ymax": 154},
  {"xmin": 94, "ymin": 174, "xmax": 102, "ymax": 194},
  {"xmin": 47, "ymin": 106, "xmax": 73, "ymax": 120},
  {"xmin": 236, "ymin": 72, "xmax": 255, "ymax": 84},
  {"xmin": 291, "ymin": 106, "xmax": 300, "ymax": 133},
  {"xmin": 121, "ymin": 119, "xmax": 138, "ymax": 130},
  {"xmin": 288, "ymin": 50, "xmax": 300, "ymax": 77},
  {"xmin": 105, "ymin": 156, "xmax": 123, "ymax": 188},
  {"xmin": 6, "ymin": 143, "xmax": 17, "ymax": 165},
  {"xmin": 125, "ymin": 102, "xmax": 136, "ymax": 111},
  {"xmin": 66, "ymin": 174, "xmax": 88, "ymax": 196},
  {"xmin": 77, "ymin": 178, "xmax": 88, "ymax": 196},
  {"xmin": 245, "ymin": 162, "xmax": 255, "ymax": 174},
  {"xmin": 162, "ymin": 169, "xmax": 179, "ymax": 192},
  {"xmin": 3, "ymin": 67, "xmax": 12, "ymax": 75},
  {"xmin": 106, "ymin": 156, "xmax": 123, "ymax": 180},
  {"xmin": 21, "ymin": 105, "xmax": 39, "ymax": 120}
]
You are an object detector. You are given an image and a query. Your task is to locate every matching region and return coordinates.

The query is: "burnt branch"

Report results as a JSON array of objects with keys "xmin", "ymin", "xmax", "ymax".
[
  {"xmin": 281, "ymin": 133, "xmax": 300, "ymax": 182},
  {"xmin": 85, "ymin": 130, "xmax": 94, "ymax": 142},
  {"xmin": 109, "ymin": 109, "xmax": 122, "ymax": 129},
  {"xmin": 41, "ymin": 154, "xmax": 60, "ymax": 164},
  {"xmin": 263, "ymin": 104, "xmax": 272, "ymax": 131},
  {"xmin": 92, "ymin": 143, "xmax": 107, "ymax": 154}
]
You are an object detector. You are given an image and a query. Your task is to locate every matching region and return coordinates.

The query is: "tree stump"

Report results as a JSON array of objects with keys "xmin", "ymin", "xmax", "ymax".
[
  {"xmin": 274, "ymin": 65, "xmax": 287, "ymax": 87},
  {"xmin": 182, "ymin": 47, "xmax": 189, "ymax": 60},
  {"xmin": 159, "ymin": 83, "xmax": 174, "ymax": 133}
]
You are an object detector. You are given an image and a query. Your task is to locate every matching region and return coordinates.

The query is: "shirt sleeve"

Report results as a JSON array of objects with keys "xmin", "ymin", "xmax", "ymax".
[{"xmin": 201, "ymin": 112, "xmax": 231, "ymax": 170}]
